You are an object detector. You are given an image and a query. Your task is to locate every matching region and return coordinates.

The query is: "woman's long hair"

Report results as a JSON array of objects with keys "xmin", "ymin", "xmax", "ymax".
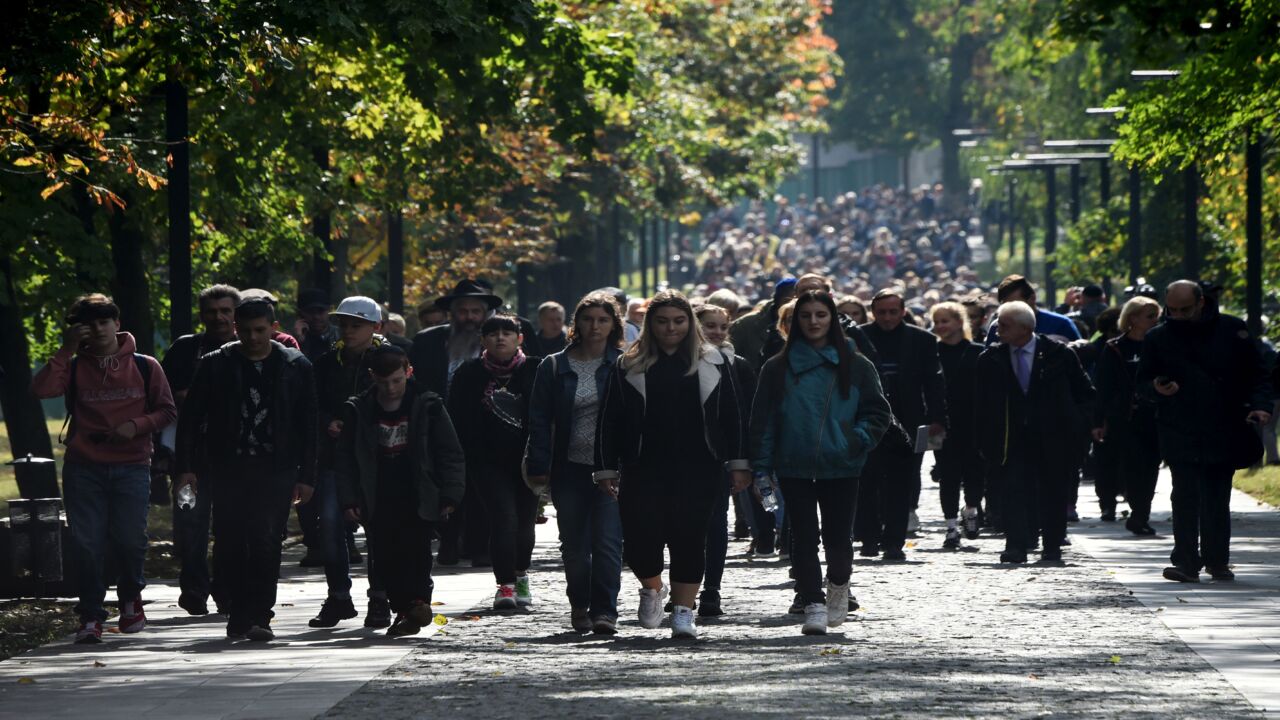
[
  {"xmin": 621, "ymin": 289, "xmax": 705, "ymax": 376},
  {"xmin": 566, "ymin": 291, "xmax": 625, "ymax": 349},
  {"xmin": 929, "ymin": 301, "xmax": 972, "ymax": 341},
  {"xmin": 782, "ymin": 290, "xmax": 853, "ymax": 398}
]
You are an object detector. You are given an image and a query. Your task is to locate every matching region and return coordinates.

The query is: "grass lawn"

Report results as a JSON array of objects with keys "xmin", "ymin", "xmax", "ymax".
[{"xmin": 1234, "ymin": 464, "xmax": 1280, "ymax": 507}]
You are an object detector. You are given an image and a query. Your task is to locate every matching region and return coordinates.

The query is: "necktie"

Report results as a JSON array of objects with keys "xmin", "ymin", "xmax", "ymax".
[{"xmin": 1016, "ymin": 347, "xmax": 1031, "ymax": 394}]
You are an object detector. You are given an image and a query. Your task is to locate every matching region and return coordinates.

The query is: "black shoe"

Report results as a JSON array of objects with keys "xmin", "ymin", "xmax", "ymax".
[
  {"xmin": 1206, "ymin": 565, "xmax": 1235, "ymax": 581},
  {"xmin": 1066, "ymin": 508, "xmax": 1080, "ymax": 523},
  {"xmin": 364, "ymin": 596, "xmax": 392, "ymax": 629},
  {"xmin": 788, "ymin": 592, "xmax": 805, "ymax": 615},
  {"xmin": 309, "ymin": 596, "xmax": 358, "ymax": 628},
  {"xmin": 1100, "ymin": 511, "xmax": 1117, "ymax": 522},
  {"xmin": 882, "ymin": 548, "xmax": 906, "ymax": 562},
  {"xmin": 999, "ymin": 552, "xmax": 1027, "ymax": 564},
  {"xmin": 226, "ymin": 619, "xmax": 250, "ymax": 639},
  {"xmin": 1126, "ymin": 519, "xmax": 1156, "ymax": 536},
  {"xmin": 1162, "ymin": 566, "xmax": 1200, "ymax": 583},
  {"xmin": 698, "ymin": 590, "xmax": 723, "ymax": 617},
  {"xmin": 245, "ymin": 624, "xmax": 275, "ymax": 642},
  {"xmin": 178, "ymin": 593, "xmax": 209, "ymax": 616},
  {"xmin": 858, "ymin": 543, "xmax": 879, "ymax": 558},
  {"xmin": 733, "ymin": 524, "xmax": 750, "ymax": 540},
  {"xmin": 437, "ymin": 547, "xmax": 459, "ymax": 566},
  {"xmin": 848, "ymin": 595, "xmax": 860, "ymax": 612},
  {"xmin": 1040, "ymin": 549, "xmax": 1063, "ymax": 563},
  {"xmin": 298, "ymin": 550, "xmax": 324, "ymax": 568}
]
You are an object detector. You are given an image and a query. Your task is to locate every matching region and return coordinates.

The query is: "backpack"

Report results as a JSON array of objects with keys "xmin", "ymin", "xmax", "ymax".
[{"xmin": 59, "ymin": 354, "xmax": 154, "ymax": 444}]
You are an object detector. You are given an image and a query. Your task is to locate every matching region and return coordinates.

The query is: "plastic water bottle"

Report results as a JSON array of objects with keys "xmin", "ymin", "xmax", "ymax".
[
  {"xmin": 754, "ymin": 471, "xmax": 779, "ymax": 513},
  {"xmin": 177, "ymin": 484, "xmax": 197, "ymax": 511}
]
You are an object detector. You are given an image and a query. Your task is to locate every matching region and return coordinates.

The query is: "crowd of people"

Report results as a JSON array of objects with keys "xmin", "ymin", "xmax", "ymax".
[{"xmin": 32, "ymin": 193, "xmax": 1277, "ymax": 645}]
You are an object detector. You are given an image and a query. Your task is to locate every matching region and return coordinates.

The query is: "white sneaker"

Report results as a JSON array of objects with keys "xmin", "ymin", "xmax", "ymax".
[
  {"xmin": 671, "ymin": 605, "xmax": 697, "ymax": 639},
  {"xmin": 906, "ymin": 510, "xmax": 920, "ymax": 533},
  {"xmin": 514, "ymin": 576, "xmax": 533, "ymax": 607},
  {"xmin": 825, "ymin": 581, "xmax": 849, "ymax": 627},
  {"xmin": 638, "ymin": 585, "xmax": 668, "ymax": 629},
  {"xmin": 494, "ymin": 584, "xmax": 517, "ymax": 610},
  {"xmin": 802, "ymin": 603, "xmax": 828, "ymax": 635}
]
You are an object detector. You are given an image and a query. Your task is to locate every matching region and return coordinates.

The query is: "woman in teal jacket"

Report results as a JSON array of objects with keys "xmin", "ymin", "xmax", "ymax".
[{"xmin": 749, "ymin": 290, "xmax": 891, "ymax": 635}]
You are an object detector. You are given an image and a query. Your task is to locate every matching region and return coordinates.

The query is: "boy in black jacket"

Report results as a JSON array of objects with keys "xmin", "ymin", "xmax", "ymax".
[{"xmin": 336, "ymin": 345, "xmax": 466, "ymax": 636}]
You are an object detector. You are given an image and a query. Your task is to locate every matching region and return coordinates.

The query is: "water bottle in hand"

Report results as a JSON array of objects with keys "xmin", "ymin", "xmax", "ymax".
[
  {"xmin": 754, "ymin": 471, "xmax": 779, "ymax": 513},
  {"xmin": 177, "ymin": 483, "xmax": 197, "ymax": 511}
]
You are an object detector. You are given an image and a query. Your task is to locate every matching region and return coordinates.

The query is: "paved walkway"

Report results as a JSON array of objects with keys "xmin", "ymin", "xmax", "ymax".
[{"xmin": 2, "ymin": 460, "xmax": 1278, "ymax": 719}]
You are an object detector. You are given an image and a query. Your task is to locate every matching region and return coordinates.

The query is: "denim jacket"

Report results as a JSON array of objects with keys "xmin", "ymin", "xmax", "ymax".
[{"xmin": 524, "ymin": 346, "xmax": 623, "ymax": 477}]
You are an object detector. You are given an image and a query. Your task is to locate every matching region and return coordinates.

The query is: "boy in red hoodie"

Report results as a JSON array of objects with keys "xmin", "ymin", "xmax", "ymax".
[{"xmin": 32, "ymin": 294, "xmax": 177, "ymax": 644}]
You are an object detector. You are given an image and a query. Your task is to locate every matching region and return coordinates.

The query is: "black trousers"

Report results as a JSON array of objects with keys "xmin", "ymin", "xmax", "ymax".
[
  {"xmin": 368, "ymin": 503, "xmax": 434, "ymax": 613},
  {"xmin": 780, "ymin": 477, "xmax": 857, "ymax": 605},
  {"xmin": 935, "ymin": 445, "xmax": 984, "ymax": 520},
  {"xmin": 473, "ymin": 460, "xmax": 538, "ymax": 585},
  {"xmin": 173, "ymin": 478, "xmax": 216, "ymax": 603},
  {"xmin": 439, "ymin": 476, "xmax": 490, "ymax": 561},
  {"xmin": 853, "ymin": 448, "xmax": 921, "ymax": 552},
  {"xmin": 1002, "ymin": 450, "xmax": 1069, "ymax": 556},
  {"xmin": 1092, "ymin": 439, "xmax": 1122, "ymax": 514},
  {"xmin": 619, "ymin": 460, "xmax": 719, "ymax": 584},
  {"xmin": 1114, "ymin": 421, "xmax": 1161, "ymax": 525},
  {"xmin": 1169, "ymin": 462, "xmax": 1234, "ymax": 571},
  {"xmin": 210, "ymin": 458, "xmax": 295, "ymax": 629}
]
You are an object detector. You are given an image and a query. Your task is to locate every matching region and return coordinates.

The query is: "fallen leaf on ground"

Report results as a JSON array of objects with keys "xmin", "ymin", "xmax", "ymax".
[
  {"xmin": 819, "ymin": 647, "xmax": 842, "ymax": 656},
  {"xmin": 1028, "ymin": 674, "xmax": 1039, "ymax": 680},
  {"xmin": 1108, "ymin": 655, "xmax": 1122, "ymax": 665},
  {"xmin": 465, "ymin": 615, "xmax": 482, "ymax": 621},
  {"xmin": 17, "ymin": 677, "xmax": 36, "ymax": 684},
  {"xmin": 92, "ymin": 661, "xmax": 106, "ymax": 668},
  {"xmin": 280, "ymin": 603, "xmax": 293, "ymax": 607},
  {"xmin": 431, "ymin": 602, "xmax": 445, "ymax": 606},
  {"xmin": 1177, "ymin": 597, "xmax": 1188, "ymax": 603},
  {"xmin": 432, "ymin": 614, "xmax": 448, "ymax": 626},
  {"xmin": 1155, "ymin": 607, "xmax": 1166, "ymax": 612},
  {"xmin": 504, "ymin": 642, "xmax": 516, "ymax": 648}
]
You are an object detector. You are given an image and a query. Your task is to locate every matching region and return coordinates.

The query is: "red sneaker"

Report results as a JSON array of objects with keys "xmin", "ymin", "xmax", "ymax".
[
  {"xmin": 119, "ymin": 597, "xmax": 147, "ymax": 634},
  {"xmin": 74, "ymin": 620, "xmax": 103, "ymax": 644}
]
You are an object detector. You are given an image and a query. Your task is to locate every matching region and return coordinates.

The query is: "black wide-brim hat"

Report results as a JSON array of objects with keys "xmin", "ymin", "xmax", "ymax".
[{"xmin": 435, "ymin": 279, "xmax": 503, "ymax": 311}]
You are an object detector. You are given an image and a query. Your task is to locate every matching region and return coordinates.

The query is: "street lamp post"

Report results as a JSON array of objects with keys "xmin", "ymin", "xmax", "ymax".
[
  {"xmin": 1128, "ymin": 165, "xmax": 1141, "ymax": 286},
  {"xmin": 1246, "ymin": 136, "xmax": 1263, "ymax": 336}
]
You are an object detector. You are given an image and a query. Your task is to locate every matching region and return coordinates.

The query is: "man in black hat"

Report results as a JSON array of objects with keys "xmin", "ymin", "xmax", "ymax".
[
  {"xmin": 296, "ymin": 288, "xmax": 339, "ymax": 362},
  {"xmin": 409, "ymin": 279, "xmax": 501, "ymax": 566}
]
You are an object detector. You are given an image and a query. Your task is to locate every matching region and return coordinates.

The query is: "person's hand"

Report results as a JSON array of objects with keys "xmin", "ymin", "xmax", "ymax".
[
  {"xmin": 439, "ymin": 504, "xmax": 456, "ymax": 521},
  {"xmin": 1154, "ymin": 378, "xmax": 1180, "ymax": 397},
  {"xmin": 175, "ymin": 473, "xmax": 198, "ymax": 493},
  {"xmin": 293, "ymin": 483, "xmax": 315, "ymax": 505},
  {"xmin": 344, "ymin": 507, "xmax": 362, "ymax": 524},
  {"xmin": 111, "ymin": 420, "xmax": 138, "ymax": 443},
  {"xmin": 526, "ymin": 474, "xmax": 549, "ymax": 491},
  {"xmin": 327, "ymin": 420, "xmax": 343, "ymax": 438},
  {"xmin": 928, "ymin": 422, "xmax": 946, "ymax": 437},
  {"xmin": 63, "ymin": 323, "xmax": 90, "ymax": 352},
  {"xmin": 1091, "ymin": 427, "xmax": 1106, "ymax": 443},
  {"xmin": 1247, "ymin": 410, "xmax": 1272, "ymax": 426},
  {"xmin": 597, "ymin": 477, "xmax": 619, "ymax": 499},
  {"xmin": 730, "ymin": 470, "xmax": 752, "ymax": 493}
]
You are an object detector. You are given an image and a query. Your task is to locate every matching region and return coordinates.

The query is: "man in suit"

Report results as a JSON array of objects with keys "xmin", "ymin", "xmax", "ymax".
[
  {"xmin": 855, "ymin": 288, "xmax": 947, "ymax": 561},
  {"xmin": 976, "ymin": 301, "xmax": 1095, "ymax": 564}
]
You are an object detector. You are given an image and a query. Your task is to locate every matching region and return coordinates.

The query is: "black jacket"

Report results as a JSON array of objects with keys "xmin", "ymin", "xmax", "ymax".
[
  {"xmin": 937, "ymin": 340, "xmax": 983, "ymax": 452},
  {"xmin": 335, "ymin": 383, "xmax": 466, "ymax": 522},
  {"xmin": 446, "ymin": 356, "xmax": 540, "ymax": 469},
  {"xmin": 313, "ymin": 339, "xmax": 388, "ymax": 463},
  {"xmin": 1093, "ymin": 336, "xmax": 1153, "ymax": 430},
  {"xmin": 1137, "ymin": 307, "xmax": 1272, "ymax": 466},
  {"xmin": 860, "ymin": 322, "xmax": 947, "ymax": 431},
  {"xmin": 975, "ymin": 334, "xmax": 1095, "ymax": 468},
  {"xmin": 175, "ymin": 341, "xmax": 319, "ymax": 486},
  {"xmin": 409, "ymin": 324, "xmax": 455, "ymax": 398},
  {"xmin": 593, "ymin": 346, "xmax": 749, "ymax": 481}
]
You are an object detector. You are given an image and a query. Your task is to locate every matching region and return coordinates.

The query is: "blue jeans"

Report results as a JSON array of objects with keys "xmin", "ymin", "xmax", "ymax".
[
  {"xmin": 550, "ymin": 463, "xmax": 622, "ymax": 620},
  {"xmin": 63, "ymin": 461, "xmax": 151, "ymax": 622},
  {"xmin": 312, "ymin": 469, "xmax": 352, "ymax": 597}
]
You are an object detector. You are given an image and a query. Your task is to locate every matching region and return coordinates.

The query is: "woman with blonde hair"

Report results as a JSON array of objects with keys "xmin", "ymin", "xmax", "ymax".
[
  {"xmin": 1093, "ymin": 296, "xmax": 1162, "ymax": 536},
  {"xmin": 595, "ymin": 290, "xmax": 751, "ymax": 639},
  {"xmin": 929, "ymin": 301, "xmax": 985, "ymax": 547}
]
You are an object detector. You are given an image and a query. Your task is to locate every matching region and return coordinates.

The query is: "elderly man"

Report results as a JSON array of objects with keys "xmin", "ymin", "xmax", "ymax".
[
  {"xmin": 408, "ymin": 279, "xmax": 501, "ymax": 566},
  {"xmin": 1138, "ymin": 280, "xmax": 1272, "ymax": 582},
  {"xmin": 976, "ymin": 301, "xmax": 1095, "ymax": 564}
]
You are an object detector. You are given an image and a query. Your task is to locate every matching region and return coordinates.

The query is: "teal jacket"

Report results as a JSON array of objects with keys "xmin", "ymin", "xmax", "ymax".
[{"xmin": 749, "ymin": 340, "xmax": 892, "ymax": 479}]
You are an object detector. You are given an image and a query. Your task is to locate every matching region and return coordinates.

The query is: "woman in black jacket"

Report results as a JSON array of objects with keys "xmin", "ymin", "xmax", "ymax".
[
  {"xmin": 448, "ymin": 315, "xmax": 541, "ymax": 609},
  {"xmin": 930, "ymin": 302, "xmax": 985, "ymax": 548},
  {"xmin": 595, "ymin": 290, "xmax": 751, "ymax": 639},
  {"xmin": 1093, "ymin": 296, "xmax": 1161, "ymax": 536}
]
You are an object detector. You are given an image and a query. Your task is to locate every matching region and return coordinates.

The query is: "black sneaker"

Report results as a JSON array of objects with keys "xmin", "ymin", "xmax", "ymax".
[
  {"xmin": 178, "ymin": 593, "xmax": 209, "ymax": 616},
  {"xmin": 386, "ymin": 614, "xmax": 421, "ymax": 637},
  {"xmin": 437, "ymin": 547, "xmax": 459, "ymax": 566},
  {"xmin": 298, "ymin": 550, "xmax": 324, "ymax": 568},
  {"xmin": 1040, "ymin": 549, "xmax": 1063, "ymax": 563},
  {"xmin": 858, "ymin": 542, "xmax": 880, "ymax": 558},
  {"xmin": 1126, "ymin": 519, "xmax": 1156, "ymax": 536},
  {"xmin": 1206, "ymin": 565, "xmax": 1235, "ymax": 581},
  {"xmin": 848, "ymin": 595, "xmax": 860, "ymax": 612},
  {"xmin": 245, "ymin": 624, "xmax": 275, "ymax": 642},
  {"xmin": 226, "ymin": 620, "xmax": 250, "ymax": 640},
  {"xmin": 308, "ymin": 596, "xmax": 358, "ymax": 628},
  {"xmin": 788, "ymin": 592, "xmax": 805, "ymax": 615},
  {"xmin": 1162, "ymin": 566, "xmax": 1200, "ymax": 583},
  {"xmin": 882, "ymin": 548, "xmax": 906, "ymax": 562},
  {"xmin": 364, "ymin": 596, "xmax": 392, "ymax": 629},
  {"xmin": 999, "ymin": 552, "xmax": 1027, "ymax": 564},
  {"xmin": 698, "ymin": 590, "xmax": 724, "ymax": 617}
]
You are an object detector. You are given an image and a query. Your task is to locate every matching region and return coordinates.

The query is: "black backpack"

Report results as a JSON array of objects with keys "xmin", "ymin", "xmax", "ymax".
[{"xmin": 59, "ymin": 354, "xmax": 154, "ymax": 443}]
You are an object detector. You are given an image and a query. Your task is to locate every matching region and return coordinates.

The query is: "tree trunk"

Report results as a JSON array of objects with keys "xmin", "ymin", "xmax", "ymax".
[
  {"xmin": 941, "ymin": 8, "xmax": 979, "ymax": 214},
  {"xmin": 107, "ymin": 189, "xmax": 156, "ymax": 355},
  {"xmin": 0, "ymin": 255, "xmax": 54, "ymax": 463}
]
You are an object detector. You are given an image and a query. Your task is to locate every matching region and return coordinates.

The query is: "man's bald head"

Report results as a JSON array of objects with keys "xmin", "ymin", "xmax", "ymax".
[{"xmin": 1165, "ymin": 280, "xmax": 1204, "ymax": 322}]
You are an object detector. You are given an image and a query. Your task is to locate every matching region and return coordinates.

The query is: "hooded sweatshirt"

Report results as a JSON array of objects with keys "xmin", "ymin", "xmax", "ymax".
[{"xmin": 33, "ymin": 332, "xmax": 177, "ymax": 466}]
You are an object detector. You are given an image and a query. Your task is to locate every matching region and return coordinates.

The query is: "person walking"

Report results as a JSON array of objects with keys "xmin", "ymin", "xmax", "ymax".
[
  {"xmin": 1138, "ymin": 281, "xmax": 1272, "ymax": 582},
  {"xmin": 1092, "ymin": 296, "xmax": 1162, "ymax": 536},
  {"xmin": 930, "ymin": 301, "xmax": 985, "ymax": 548},
  {"xmin": 525, "ymin": 292, "xmax": 626, "ymax": 634},
  {"xmin": 448, "ymin": 314, "xmax": 541, "ymax": 610},
  {"xmin": 33, "ymin": 294, "xmax": 177, "ymax": 644},
  {"xmin": 594, "ymin": 290, "xmax": 751, "ymax": 639},
  {"xmin": 174, "ymin": 298, "xmax": 317, "ymax": 641},
  {"xmin": 335, "ymin": 345, "xmax": 465, "ymax": 636},
  {"xmin": 976, "ymin": 301, "xmax": 1095, "ymax": 565},
  {"xmin": 750, "ymin": 290, "xmax": 891, "ymax": 635},
  {"xmin": 856, "ymin": 289, "xmax": 946, "ymax": 561}
]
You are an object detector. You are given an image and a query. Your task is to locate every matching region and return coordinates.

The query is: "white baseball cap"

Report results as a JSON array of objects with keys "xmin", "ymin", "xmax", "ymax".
[{"xmin": 329, "ymin": 296, "xmax": 382, "ymax": 323}]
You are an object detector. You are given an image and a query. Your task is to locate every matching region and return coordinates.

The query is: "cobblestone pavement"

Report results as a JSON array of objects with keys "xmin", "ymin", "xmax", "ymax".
[{"xmin": 326, "ymin": 481, "xmax": 1262, "ymax": 719}]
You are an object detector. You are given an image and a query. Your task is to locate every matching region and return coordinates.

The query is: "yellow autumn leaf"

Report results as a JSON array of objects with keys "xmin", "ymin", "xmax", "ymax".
[
  {"xmin": 17, "ymin": 677, "xmax": 36, "ymax": 684},
  {"xmin": 41, "ymin": 182, "xmax": 67, "ymax": 200},
  {"xmin": 432, "ymin": 614, "xmax": 448, "ymax": 626}
]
